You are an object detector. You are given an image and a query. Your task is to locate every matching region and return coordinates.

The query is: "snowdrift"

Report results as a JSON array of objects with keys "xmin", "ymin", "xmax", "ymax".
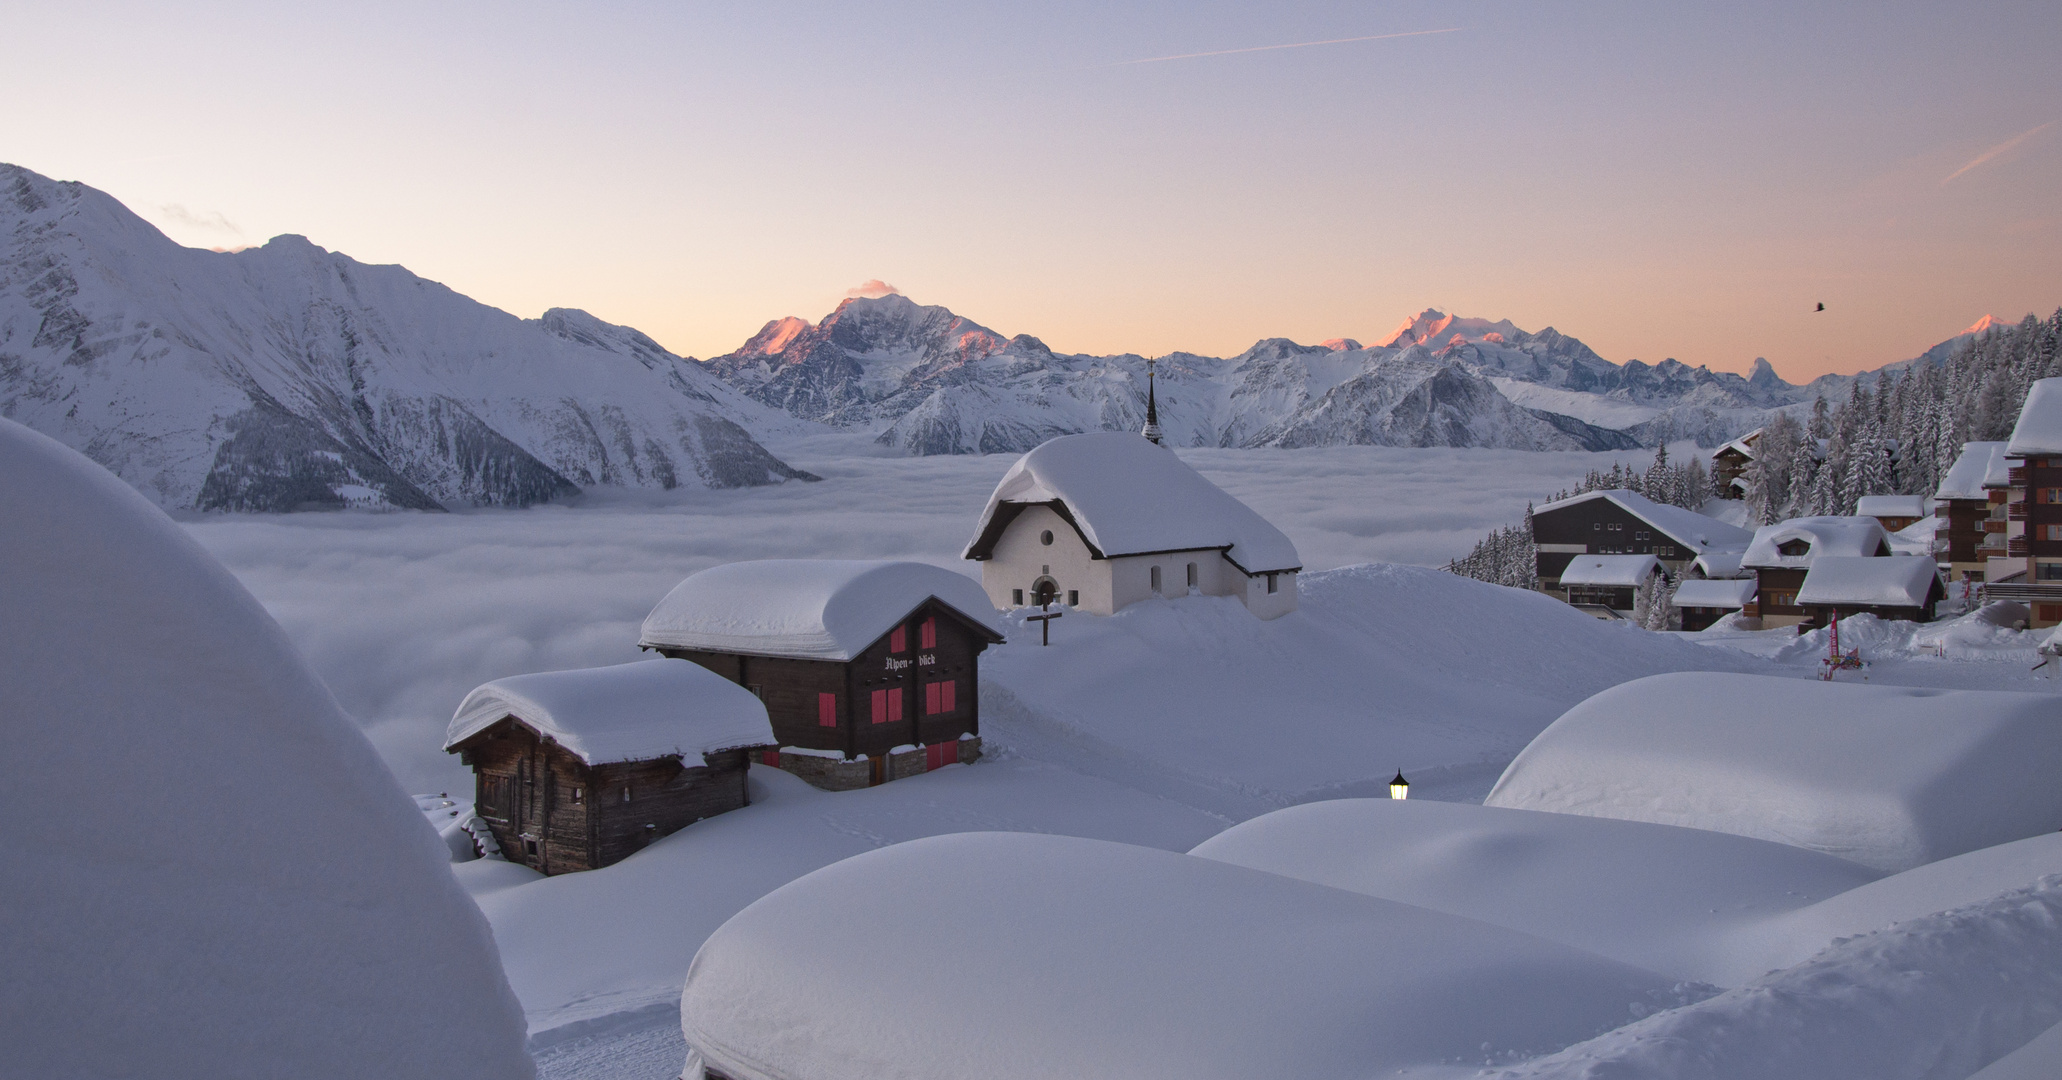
[
  {"xmin": 1486, "ymin": 672, "xmax": 2062, "ymax": 871},
  {"xmin": 678, "ymin": 832, "xmax": 1698, "ymax": 1080},
  {"xmin": 0, "ymin": 418, "xmax": 531, "ymax": 1079},
  {"xmin": 1189, "ymin": 798, "xmax": 1878, "ymax": 985}
]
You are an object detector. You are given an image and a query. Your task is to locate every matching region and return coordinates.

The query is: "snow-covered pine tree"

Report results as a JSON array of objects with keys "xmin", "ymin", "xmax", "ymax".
[{"xmin": 1786, "ymin": 439, "xmax": 1817, "ymax": 520}]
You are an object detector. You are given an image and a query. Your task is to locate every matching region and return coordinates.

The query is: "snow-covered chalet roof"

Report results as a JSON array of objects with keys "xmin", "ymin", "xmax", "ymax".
[
  {"xmin": 2007, "ymin": 378, "xmax": 2062, "ymax": 457},
  {"xmin": 678, "ymin": 832, "xmax": 1685, "ymax": 1080},
  {"xmin": 1486, "ymin": 672, "xmax": 2062, "ymax": 872},
  {"xmin": 640, "ymin": 560, "xmax": 1006, "ymax": 662},
  {"xmin": 1795, "ymin": 556, "xmax": 1941, "ymax": 609},
  {"xmin": 962, "ymin": 432, "xmax": 1301, "ymax": 573},
  {"xmin": 1692, "ymin": 549, "xmax": 1747, "ymax": 579},
  {"xmin": 444, "ymin": 659, "xmax": 774, "ymax": 765},
  {"xmin": 1535, "ymin": 489, "xmax": 1752, "ymax": 555},
  {"xmin": 1935, "ymin": 442, "xmax": 2011, "ymax": 500},
  {"xmin": 1713, "ymin": 428, "xmax": 1763, "ymax": 460},
  {"xmin": 1670, "ymin": 578, "xmax": 1756, "ymax": 609},
  {"xmin": 1742, "ymin": 517, "xmax": 1892, "ymax": 569},
  {"xmin": 1854, "ymin": 495, "xmax": 1928, "ymax": 519},
  {"xmin": 1557, "ymin": 553, "xmax": 1660, "ymax": 587}
]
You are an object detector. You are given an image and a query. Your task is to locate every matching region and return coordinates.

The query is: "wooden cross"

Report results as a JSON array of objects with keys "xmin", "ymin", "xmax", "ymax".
[{"xmin": 1026, "ymin": 601, "xmax": 1063, "ymax": 646}]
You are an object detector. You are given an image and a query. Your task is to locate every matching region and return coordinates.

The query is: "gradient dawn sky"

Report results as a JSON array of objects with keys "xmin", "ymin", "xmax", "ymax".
[{"xmin": 6, "ymin": 1, "xmax": 2057, "ymax": 381}]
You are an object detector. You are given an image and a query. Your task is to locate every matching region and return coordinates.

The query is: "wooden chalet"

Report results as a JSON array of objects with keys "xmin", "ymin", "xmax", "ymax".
[
  {"xmin": 640, "ymin": 560, "xmax": 1008, "ymax": 791},
  {"xmin": 1530, "ymin": 489, "xmax": 1750, "ymax": 602},
  {"xmin": 1982, "ymin": 380, "xmax": 2062, "ymax": 627},
  {"xmin": 1555, "ymin": 553, "xmax": 1660, "ymax": 619},
  {"xmin": 1853, "ymin": 494, "xmax": 1928, "ymax": 534},
  {"xmin": 1710, "ymin": 429, "xmax": 1761, "ymax": 499},
  {"xmin": 1740, "ymin": 517, "xmax": 1893, "ymax": 629},
  {"xmin": 1795, "ymin": 555, "xmax": 1944, "ymax": 626},
  {"xmin": 443, "ymin": 659, "xmax": 776, "ymax": 875},
  {"xmin": 1932, "ymin": 441, "xmax": 2010, "ymax": 587},
  {"xmin": 1670, "ymin": 576, "xmax": 1756, "ymax": 631}
]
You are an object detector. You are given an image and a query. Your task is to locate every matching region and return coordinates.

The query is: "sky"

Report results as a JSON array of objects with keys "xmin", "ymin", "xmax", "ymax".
[{"xmin": 5, "ymin": 1, "xmax": 2057, "ymax": 381}]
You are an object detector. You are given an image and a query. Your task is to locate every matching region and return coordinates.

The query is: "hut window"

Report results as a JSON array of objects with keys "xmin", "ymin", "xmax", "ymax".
[
  {"xmin": 1151, "ymin": 566, "xmax": 1162, "ymax": 594},
  {"xmin": 524, "ymin": 840, "xmax": 538, "ymax": 856},
  {"xmin": 925, "ymin": 679, "xmax": 958, "ymax": 716},
  {"xmin": 871, "ymin": 687, "xmax": 902, "ymax": 724},
  {"xmin": 1267, "ymin": 573, "xmax": 1279, "ymax": 594},
  {"xmin": 1186, "ymin": 562, "xmax": 1197, "ymax": 587},
  {"xmin": 622, "ymin": 785, "xmax": 632, "ymax": 803},
  {"xmin": 1012, "ymin": 588, "xmax": 1024, "ymax": 605},
  {"xmin": 920, "ymin": 616, "xmax": 937, "ymax": 650},
  {"xmin": 818, "ymin": 692, "xmax": 838, "ymax": 727},
  {"xmin": 1067, "ymin": 589, "xmax": 1078, "ymax": 606},
  {"xmin": 570, "ymin": 786, "xmax": 582, "ymax": 805},
  {"xmin": 1040, "ymin": 529, "xmax": 1054, "ymax": 545},
  {"xmin": 890, "ymin": 625, "xmax": 907, "ymax": 653}
]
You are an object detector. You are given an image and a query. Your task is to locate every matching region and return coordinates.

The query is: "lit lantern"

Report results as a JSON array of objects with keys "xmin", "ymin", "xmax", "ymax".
[{"xmin": 1389, "ymin": 770, "xmax": 1409, "ymax": 800}]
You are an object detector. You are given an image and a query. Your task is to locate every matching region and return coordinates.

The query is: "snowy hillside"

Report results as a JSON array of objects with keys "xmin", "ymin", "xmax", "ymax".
[
  {"xmin": 703, "ymin": 295, "xmax": 1961, "ymax": 455},
  {"xmin": 0, "ymin": 163, "xmax": 813, "ymax": 510}
]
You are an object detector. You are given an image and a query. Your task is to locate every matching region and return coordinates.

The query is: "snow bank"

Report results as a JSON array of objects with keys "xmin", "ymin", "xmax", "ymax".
[
  {"xmin": 0, "ymin": 419, "xmax": 531, "ymax": 1079},
  {"xmin": 1189, "ymin": 798, "xmax": 1877, "ymax": 985},
  {"xmin": 679, "ymin": 832, "xmax": 1698, "ymax": 1080},
  {"xmin": 1485, "ymin": 672, "xmax": 2062, "ymax": 872},
  {"xmin": 1743, "ymin": 516, "xmax": 1892, "ymax": 568},
  {"xmin": 1534, "ymin": 489, "xmax": 1752, "ymax": 555},
  {"xmin": 1671, "ymin": 577, "xmax": 1755, "ymax": 609},
  {"xmin": 2007, "ymin": 377, "xmax": 2062, "ymax": 457},
  {"xmin": 1937, "ymin": 441, "xmax": 2012, "ymax": 500},
  {"xmin": 640, "ymin": 559, "xmax": 1004, "ymax": 661},
  {"xmin": 1557, "ymin": 552, "xmax": 1659, "ymax": 587},
  {"xmin": 1795, "ymin": 554, "xmax": 1940, "ymax": 608},
  {"xmin": 446, "ymin": 658, "xmax": 774, "ymax": 765},
  {"xmin": 963, "ymin": 432, "xmax": 1301, "ymax": 572}
]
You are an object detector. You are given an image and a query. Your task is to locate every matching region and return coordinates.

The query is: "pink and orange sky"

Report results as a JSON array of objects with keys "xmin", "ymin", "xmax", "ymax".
[{"xmin": 6, "ymin": 1, "xmax": 2057, "ymax": 381}]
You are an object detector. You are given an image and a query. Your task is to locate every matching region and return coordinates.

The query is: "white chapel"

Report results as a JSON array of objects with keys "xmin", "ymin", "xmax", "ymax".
[{"xmin": 961, "ymin": 428, "xmax": 1303, "ymax": 620}]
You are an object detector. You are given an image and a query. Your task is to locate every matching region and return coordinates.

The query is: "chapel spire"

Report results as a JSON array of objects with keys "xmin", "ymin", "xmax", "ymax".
[{"xmin": 1141, "ymin": 359, "xmax": 1164, "ymax": 445}]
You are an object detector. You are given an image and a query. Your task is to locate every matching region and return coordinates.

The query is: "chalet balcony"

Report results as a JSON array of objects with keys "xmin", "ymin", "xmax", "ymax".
[
  {"xmin": 1983, "ymin": 519, "xmax": 2007, "ymax": 533},
  {"xmin": 2010, "ymin": 536, "xmax": 2029, "ymax": 556},
  {"xmin": 2009, "ymin": 501, "xmax": 2029, "ymax": 520},
  {"xmin": 2010, "ymin": 467, "xmax": 2029, "ymax": 485},
  {"xmin": 1982, "ymin": 581, "xmax": 2062, "ymax": 603}
]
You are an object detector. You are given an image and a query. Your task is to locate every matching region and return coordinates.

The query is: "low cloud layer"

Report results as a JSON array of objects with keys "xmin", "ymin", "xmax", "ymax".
[
  {"xmin": 847, "ymin": 279, "xmax": 900, "ymax": 299},
  {"xmin": 158, "ymin": 203, "xmax": 242, "ymax": 234}
]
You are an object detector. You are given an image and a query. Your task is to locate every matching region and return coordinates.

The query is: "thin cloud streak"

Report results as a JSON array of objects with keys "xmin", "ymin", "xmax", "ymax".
[
  {"xmin": 1942, "ymin": 121, "xmax": 2055, "ymax": 185},
  {"xmin": 1114, "ymin": 27, "xmax": 1463, "ymax": 66}
]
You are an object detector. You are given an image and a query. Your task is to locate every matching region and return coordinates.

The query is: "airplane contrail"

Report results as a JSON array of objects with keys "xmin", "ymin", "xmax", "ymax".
[
  {"xmin": 1114, "ymin": 27, "xmax": 1463, "ymax": 66},
  {"xmin": 1942, "ymin": 120, "xmax": 2055, "ymax": 185}
]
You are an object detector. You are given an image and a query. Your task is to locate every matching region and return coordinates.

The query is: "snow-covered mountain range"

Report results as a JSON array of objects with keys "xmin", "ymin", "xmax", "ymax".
[
  {"xmin": 705, "ymin": 297, "xmax": 1940, "ymax": 456},
  {"xmin": 0, "ymin": 164, "xmax": 813, "ymax": 511}
]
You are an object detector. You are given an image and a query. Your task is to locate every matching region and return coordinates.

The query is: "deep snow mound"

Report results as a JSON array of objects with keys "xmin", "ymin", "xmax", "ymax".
[{"xmin": 0, "ymin": 418, "xmax": 532, "ymax": 1079}]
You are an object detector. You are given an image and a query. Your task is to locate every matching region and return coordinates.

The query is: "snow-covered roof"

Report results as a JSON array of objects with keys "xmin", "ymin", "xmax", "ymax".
[
  {"xmin": 1796, "ymin": 556, "xmax": 1940, "ymax": 609},
  {"xmin": 1743, "ymin": 516, "xmax": 1892, "ymax": 569},
  {"xmin": 2006, "ymin": 378, "xmax": 2062, "ymax": 457},
  {"xmin": 962, "ymin": 432, "xmax": 1301, "ymax": 573},
  {"xmin": 1935, "ymin": 442, "xmax": 2011, "ymax": 500},
  {"xmin": 1557, "ymin": 553, "xmax": 1660, "ymax": 587},
  {"xmin": 1713, "ymin": 428, "xmax": 1763, "ymax": 460},
  {"xmin": 0, "ymin": 418, "xmax": 531, "ymax": 1079},
  {"xmin": 1692, "ymin": 549, "xmax": 1747, "ymax": 579},
  {"xmin": 640, "ymin": 560, "xmax": 1005, "ymax": 661},
  {"xmin": 1535, "ymin": 489, "xmax": 1752, "ymax": 554},
  {"xmin": 1671, "ymin": 577, "xmax": 1756, "ymax": 609},
  {"xmin": 444, "ymin": 659, "xmax": 774, "ymax": 765},
  {"xmin": 1854, "ymin": 495, "xmax": 1928, "ymax": 519},
  {"xmin": 1485, "ymin": 672, "xmax": 2062, "ymax": 872},
  {"xmin": 678, "ymin": 832, "xmax": 1687, "ymax": 1080}
]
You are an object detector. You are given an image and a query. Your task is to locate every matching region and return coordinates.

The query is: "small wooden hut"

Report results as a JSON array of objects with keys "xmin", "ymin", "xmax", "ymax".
[{"xmin": 444, "ymin": 659, "xmax": 775, "ymax": 875}]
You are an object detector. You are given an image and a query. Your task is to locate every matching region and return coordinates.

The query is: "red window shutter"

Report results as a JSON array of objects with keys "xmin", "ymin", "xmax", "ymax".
[
  {"xmin": 926, "ymin": 742, "xmax": 945, "ymax": 770},
  {"xmin": 871, "ymin": 688, "xmax": 887, "ymax": 724},
  {"xmin": 941, "ymin": 739, "xmax": 959, "ymax": 766},
  {"xmin": 888, "ymin": 687, "xmax": 903, "ymax": 719},
  {"xmin": 941, "ymin": 680, "xmax": 956, "ymax": 714},
  {"xmin": 818, "ymin": 692, "xmax": 837, "ymax": 727},
  {"xmin": 890, "ymin": 625, "xmax": 906, "ymax": 653},
  {"xmin": 921, "ymin": 617, "xmax": 936, "ymax": 650},
  {"xmin": 761, "ymin": 749, "xmax": 780, "ymax": 767},
  {"xmin": 925, "ymin": 682, "xmax": 940, "ymax": 716}
]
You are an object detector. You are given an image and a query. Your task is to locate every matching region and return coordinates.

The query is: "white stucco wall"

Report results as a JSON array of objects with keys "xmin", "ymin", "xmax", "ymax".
[
  {"xmin": 979, "ymin": 504, "xmax": 1112, "ymax": 613},
  {"xmin": 1241, "ymin": 569, "xmax": 1299, "ymax": 620}
]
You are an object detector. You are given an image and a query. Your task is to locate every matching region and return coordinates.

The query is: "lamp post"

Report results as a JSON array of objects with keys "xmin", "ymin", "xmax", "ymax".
[{"xmin": 1389, "ymin": 770, "xmax": 1409, "ymax": 800}]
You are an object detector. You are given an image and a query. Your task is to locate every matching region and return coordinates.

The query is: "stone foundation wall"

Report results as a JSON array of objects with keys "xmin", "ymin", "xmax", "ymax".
[{"xmin": 764, "ymin": 736, "xmax": 983, "ymax": 792}]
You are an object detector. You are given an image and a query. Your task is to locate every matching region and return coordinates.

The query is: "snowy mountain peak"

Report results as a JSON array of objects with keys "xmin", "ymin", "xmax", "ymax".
[
  {"xmin": 1377, "ymin": 309, "xmax": 1524, "ymax": 350},
  {"xmin": 1748, "ymin": 357, "xmax": 1780, "ymax": 387},
  {"xmin": 1964, "ymin": 314, "xmax": 2007, "ymax": 335},
  {"xmin": 1319, "ymin": 338, "xmax": 1363, "ymax": 352}
]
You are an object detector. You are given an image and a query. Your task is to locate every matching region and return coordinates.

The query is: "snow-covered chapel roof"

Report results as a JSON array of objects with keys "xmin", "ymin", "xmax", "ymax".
[
  {"xmin": 1934, "ymin": 441, "xmax": 2011, "ymax": 500},
  {"xmin": 962, "ymin": 432, "xmax": 1301, "ymax": 573},
  {"xmin": 640, "ymin": 560, "xmax": 1006, "ymax": 662},
  {"xmin": 444, "ymin": 659, "xmax": 774, "ymax": 765},
  {"xmin": 1743, "ymin": 517, "xmax": 1892, "ymax": 569},
  {"xmin": 1535, "ymin": 489, "xmax": 1752, "ymax": 554},
  {"xmin": 1795, "ymin": 556, "xmax": 1941, "ymax": 609},
  {"xmin": 2007, "ymin": 378, "xmax": 2062, "ymax": 457},
  {"xmin": 1557, "ymin": 553, "xmax": 1660, "ymax": 587}
]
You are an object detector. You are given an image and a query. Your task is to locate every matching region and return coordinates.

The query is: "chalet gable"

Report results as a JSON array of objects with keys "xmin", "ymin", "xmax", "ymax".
[{"xmin": 640, "ymin": 560, "xmax": 1006, "ymax": 662}]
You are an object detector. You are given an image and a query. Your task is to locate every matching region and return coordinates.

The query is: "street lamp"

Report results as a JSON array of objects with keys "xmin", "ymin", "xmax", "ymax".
[{"xmin": 1389, "ymin": 770, "xmax": 1409, "ymax": 800}]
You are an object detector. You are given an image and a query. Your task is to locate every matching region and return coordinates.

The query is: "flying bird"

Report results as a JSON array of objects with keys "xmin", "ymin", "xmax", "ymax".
[{"xmin": 1815, "ymin": 303, "xmax": 1825, "ymax": 312}]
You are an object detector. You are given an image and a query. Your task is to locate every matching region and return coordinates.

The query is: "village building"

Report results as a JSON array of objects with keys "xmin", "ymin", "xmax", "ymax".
[
  {"xmin": 1555, "ymin": 553, "xmax": 1661, "ymax": 619},
  {"xmin": 639, "ymin": 560, "xmax": 1007, "ymax": 790},
  {"xmin": 443, "ymin": 659, "xmax": 776, "ymax": 875},
  {"xmin": 1689, "ymin": 549, "xmax": 1749, "ymax": 581},
  {"xmin": 1853, "ymin": 494, "xmax": 1928, "ymax": 534},
  {"xmin": 963, "ymin": 431, "xmax": 1303, "ymax": 619},
  {"xmin": 1670, "ymin": 577, "xmax": 1757, "ymax": 631},
  {"xmin": 1740, "ymin": 517, "xmax": 1893, "ymax": 628},
  {"xmin": 1794, "ymin": 555, "xmax": 1944, "ymax": 626},
  {"xmin": 1987, "ymin": 379, "xmax": 2062, "ymax": 626},
  {"xmin": 1530, "ymin": 489, "xmax": 1751, "ymax": 601},
  {"xmin": 1932, "ymin": 441, "xmax": 2011, "ymax": 586},
  {"xmin": 1710, "ymin": 429, "xmax": 1762, "ymax": 499}
]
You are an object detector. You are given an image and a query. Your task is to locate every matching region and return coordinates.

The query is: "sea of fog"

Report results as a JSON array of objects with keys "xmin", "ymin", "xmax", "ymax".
[{"xmin": 182, "ymin": 439, "xmax": 1668, "ymax": 793}]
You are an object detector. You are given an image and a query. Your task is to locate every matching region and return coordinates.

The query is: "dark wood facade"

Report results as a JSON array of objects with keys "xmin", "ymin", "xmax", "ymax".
[
  {"xmin": 1532, "ymin": 498, "xmax": 1696, "ymax": 589},
  {"xmin": 651, "ymin": 598, "xmax": 1002, "ymax": 782},
  {"xmin": 1999, "ymin": 454, "xmax": 2062, "ymax": 626},
  {"xmin": 1744, "ymin": 567, "xmax": 1807, "ymax": 625},
  {"xmin": 1676, "ymin": 605, "xmax": 1732, "ymax": 632},
  {"xmin": 452, "ymin": 719, "xmax": 751, "ymax": 875}
]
